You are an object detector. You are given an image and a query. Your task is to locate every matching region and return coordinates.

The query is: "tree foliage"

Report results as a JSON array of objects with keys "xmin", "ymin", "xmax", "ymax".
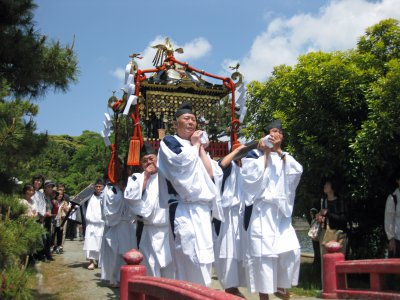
[
  {"xmin": 244, "ymin": 19, "xmax": 400, "ymax": 258},
  {"xmin": 19, "ymin": 131, "xmax": 109, "ymax": 195},
  {"xmin": 0, "ymin": 1, "xmax": 80, "ymax": 298},
  {"xmin": 0, "ymin": 0, "xmax": 78, "ymax": 98},
  {"xmin": 0, "ymin": 0, "xmax": 79, "ymax": 193},
  {"xmin": 0, "ymin": 193, "xmax": 45, "ymax": 300}
]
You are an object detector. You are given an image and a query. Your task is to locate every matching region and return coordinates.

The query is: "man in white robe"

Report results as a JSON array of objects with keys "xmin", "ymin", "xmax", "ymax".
[
  {"xmin": 100, "ymin": 176, "xmax": 137, "ymax": 287},
  {"xmin": 157, "ymin": 103, "xmax": 223, "ymax": 287},
  {"xmin": 124, "ymin": 143, "xmax": 174, "ymax": 278},
  {"xmin": 83, "ymin": 179, "xmax": 105, "ymax": 270},
  {"xmin": 213, "ymin": 144, "xmax": 247, "ymax": 297},
  {"xmin": 241, "ymin": 120, "xmax": 303, "ymax": 300}
]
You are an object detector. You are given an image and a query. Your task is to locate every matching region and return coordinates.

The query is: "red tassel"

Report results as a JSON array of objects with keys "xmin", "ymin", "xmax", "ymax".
[
  {"xmin": 108, "ymin": 144, "xmax": 122, "ymax": 184},
  {"xmin": 127, "ymin": 138, "xmax": 141, "ymax": 166}
]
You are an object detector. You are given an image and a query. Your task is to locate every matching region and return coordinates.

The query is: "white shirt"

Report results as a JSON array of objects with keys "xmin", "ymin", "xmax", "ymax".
[{"xmin": 385, "ymin": 187, "xmax": 400, "ymax": 240}]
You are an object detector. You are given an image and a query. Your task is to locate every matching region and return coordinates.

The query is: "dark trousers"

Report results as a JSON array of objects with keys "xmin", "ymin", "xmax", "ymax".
[
  {"xmin": 43, "ymin": 217, "xmax": 53, "ymax": 258},
  {"xmin": 52, "ymin": 226, "xmax": 63, "ymax": 248},
  {"xmin": 387, "ymin": 239, "xmax": 400, "ymax": 291},
  {"xmin": 388, "ymin": 239, "xmax": 400, "ymax": 258},
  {"xmin": 66, "ymin": 219, "xmax": 77, "ymax": 240}
]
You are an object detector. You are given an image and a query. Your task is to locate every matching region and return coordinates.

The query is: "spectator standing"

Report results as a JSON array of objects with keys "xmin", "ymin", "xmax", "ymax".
[
  {"xmin": 384, "ymin": 171, "xmax": 400, "ymax": 258},
  {"xmin": 53, "ymin": 191, "xmax": 69, "ymax": 254},
  {"xmin": 31, "ymin": 174, "xmax": 46, "ymax": 222},
  {"xmin": 20, "ymin": 183, "xmax": 38, "ymax": 265},
  {"xmin": 42, "ymin": 180, "xmax": 56, "ymax": 261},
  {"xmin": 315, "ymin": 179, "xmax": 348, "ymax": 282},
  {"xmin": 20, "ymin": 184, "xmax": 37, "ymax": 218}
]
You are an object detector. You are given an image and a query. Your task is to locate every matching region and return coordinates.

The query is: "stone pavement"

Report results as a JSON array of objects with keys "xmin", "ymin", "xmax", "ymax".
[{"xmin": 35, "ymin": 239, "xmax": 320, "ymax": 300}]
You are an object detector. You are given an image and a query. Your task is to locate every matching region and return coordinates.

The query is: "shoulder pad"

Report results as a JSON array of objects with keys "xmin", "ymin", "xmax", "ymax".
[
  {"xmin": 246, "ymin": 149, "xmax": 261, "ymax": 159},
  {"xmin": 163, "ymin": 135, "xmax": 183, "ymax": 155}
]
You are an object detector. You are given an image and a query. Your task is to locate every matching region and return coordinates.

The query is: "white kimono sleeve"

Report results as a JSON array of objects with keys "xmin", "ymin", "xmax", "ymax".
[
  {"xmin": 210, "ymin": 157, "xmax": 224, "ymax": 222},
  {"xmin": 124, "ymin": 173, "xmax": 154, "ymax": 218},
  {"xmin": 277, "ymin": 154, "xmax": 303, "ymax": 218},
  {"xmin": 241, "ymin": 152, "xmax": 266, "ymax": 206}
]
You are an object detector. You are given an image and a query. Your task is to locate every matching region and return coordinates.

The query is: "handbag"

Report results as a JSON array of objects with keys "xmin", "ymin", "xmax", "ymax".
[
  {"xmin": 308, "ymin": 219, "xmax": 321, "ymax": 241},
  {"xmin": 321, "ymin": 224, "xmax": 345, "ymax": 245},
  {"xmin": 321, "ymin": 224, "xmax": 338, "ymax": 245}
]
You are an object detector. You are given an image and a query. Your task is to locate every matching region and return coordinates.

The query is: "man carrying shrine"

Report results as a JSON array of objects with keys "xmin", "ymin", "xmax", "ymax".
[{"xmin": 157, "ymin": 103, "xmax": 223, "ymax": 287}]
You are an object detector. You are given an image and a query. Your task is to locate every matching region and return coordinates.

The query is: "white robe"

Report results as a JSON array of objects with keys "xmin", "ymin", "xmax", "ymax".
[
  {"xmin": 157, "ymin": 135, "xmax": 222, "ymax": 286},
  {"xmin": 32, "ymin": 190, "xmax": 46, "ymax": 217},
  {"xmin": 100, "ymin": 184, "xmax": 137, "ymax": 285},
  {"xmin": 83, "ymin": 193, "xmax": 104, "ymax": 261},
  {"xmin": 241, "ymin": 150, "xmax": 303, "ymax": 293},
  {"xmin": 212, "ymin": 162, "xmax": 246, "ymax": 289},
  {"xmin": 124, "ymin": 172, "xmax": 174, "ymax": 278}
]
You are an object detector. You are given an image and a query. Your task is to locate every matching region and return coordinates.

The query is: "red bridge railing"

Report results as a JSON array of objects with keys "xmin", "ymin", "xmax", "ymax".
[
  {"xmin": 120, "ymin": 249, "xmax": 242, "ymax": 300},
  {"xmin": 323, "ymin": 251, "xmax": 400, "ymax": 299}
]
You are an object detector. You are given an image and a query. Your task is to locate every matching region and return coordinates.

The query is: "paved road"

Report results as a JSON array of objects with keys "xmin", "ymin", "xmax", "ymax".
[
  {"xmin": 35, "ymin": 240, "xmax": 119, "ymax": 300},
  {"xmin": 35, "ymin": 240, "xmax": 320, "ymax": 300}
]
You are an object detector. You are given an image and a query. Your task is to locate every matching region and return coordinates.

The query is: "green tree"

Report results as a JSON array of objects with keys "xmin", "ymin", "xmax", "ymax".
[
  {"xmin": 244, "ymin": 19, "xmax": 400, "ymax": 258},
  {"xmin": 20, "ymin": 131, "xmax": 108, "ymax": 195},
  {"xmin": 0, "ymin": 1, "xmax": 79, "ymax": 297},
  {"xmin": 0, "ymin": 0, "xmax": 79, "ymax": 193},
  {"xmin": 0, "ymin": 0, "xmax": 78, "ymax": 97},
  {"xmin": 66, "ymin": 131, "xmax": 108, "ymax": 193},
  {"xmin": 0, "ymin": 82, "xmax": 48, "ymax": 192}
]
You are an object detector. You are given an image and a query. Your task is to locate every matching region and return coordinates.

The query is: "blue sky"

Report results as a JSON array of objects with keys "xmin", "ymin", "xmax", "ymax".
[{"xmin": 33, "ymin": 0, "xmax": 400, "ymax": 136}]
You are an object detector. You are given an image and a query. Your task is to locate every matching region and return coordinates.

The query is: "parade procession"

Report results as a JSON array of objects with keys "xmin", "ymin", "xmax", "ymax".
[
  {"xmin": 2, "ymin": 1, "xmax": 400, "ymax": 299},
  {"xmin": 87, "ymin": 37, "xmax": 303, "ymax": 300}
]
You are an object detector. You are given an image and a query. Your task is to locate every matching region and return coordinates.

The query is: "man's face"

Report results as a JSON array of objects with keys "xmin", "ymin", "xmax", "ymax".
[
  {"xmin": 94, "ymin": 184, "xmax": 104, "ymax": 196},
  {"xmin": 268, "ymin": 128, "xmax": 283, "ymax": 145},
  {"xmin": 44, "ymin": 185, "xmax": 54, "ymax": 196},
  {"xmin": 141, "ymin": 154, "xmax": 157, "ymax": 175},
  {"xmin": 175, "ymin": 113, "xmax": 197, "ymax": 140}
]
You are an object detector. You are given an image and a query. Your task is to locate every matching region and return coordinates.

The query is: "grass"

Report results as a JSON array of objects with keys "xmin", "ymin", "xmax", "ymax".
[{"xmin": 289, "ymin": 260, "xmax": 322, "ymax": 297}]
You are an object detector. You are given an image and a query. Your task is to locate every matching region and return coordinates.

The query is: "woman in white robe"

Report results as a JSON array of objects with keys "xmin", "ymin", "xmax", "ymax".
[
  {"xmin": 241, "ymin": 121, "xmax": 303, "ymax": 300},
  {"xmin": 100, "ymin": 181, "xmax": 137, "ymax": 287},
  {"xmin": 124, "ymin": 149, "xmax": 174, "ymax": 278},
  {"xmin": 83, "ymin": 180, "xmax": 105, "ymax": 270}
]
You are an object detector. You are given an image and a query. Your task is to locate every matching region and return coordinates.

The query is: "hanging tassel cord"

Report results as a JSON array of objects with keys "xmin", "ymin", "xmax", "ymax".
[{"xmin": 107, "ymin": 112, "xmax": 122, "ymax": 184}]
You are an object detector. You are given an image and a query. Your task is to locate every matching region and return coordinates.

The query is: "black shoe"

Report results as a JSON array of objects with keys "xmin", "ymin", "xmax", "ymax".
[
  {"xmin": 46, "ymin": 256, "xmax": 55, "ymax": 261},
  {"xmin": 39, "ymin": 255, "xmax": 47, "ymax": 262},
  {"xmin": 225, "ymin": 288, "xmax": 245, "ymax": 298}
]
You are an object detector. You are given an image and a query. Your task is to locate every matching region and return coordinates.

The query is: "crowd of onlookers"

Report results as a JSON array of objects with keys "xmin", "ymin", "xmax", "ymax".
[{"xmin": 20, "ymin": 175, "xmax": 83, "ymax": 263}]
